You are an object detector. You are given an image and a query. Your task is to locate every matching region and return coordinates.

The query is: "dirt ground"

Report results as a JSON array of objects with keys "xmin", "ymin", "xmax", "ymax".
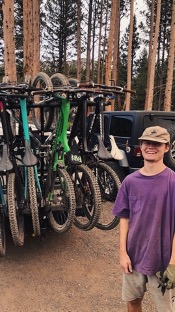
[{"xmin": 0, "ymin": 218, "xmax": 157, "ymax": 312}]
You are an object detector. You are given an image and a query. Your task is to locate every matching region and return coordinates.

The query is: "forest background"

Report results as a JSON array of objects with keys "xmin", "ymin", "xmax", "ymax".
[{"xmin": 0, "ymin": 0, "xmax": 175, "ymax": 111}]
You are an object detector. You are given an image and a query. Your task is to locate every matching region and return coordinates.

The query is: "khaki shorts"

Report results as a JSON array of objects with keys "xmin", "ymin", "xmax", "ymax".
[{"xmin": 122, "ymin": 270, "xmax": 175, "ymax": 312}]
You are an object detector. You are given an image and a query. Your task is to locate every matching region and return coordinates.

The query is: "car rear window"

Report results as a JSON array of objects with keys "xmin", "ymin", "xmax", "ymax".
[
  {"xmin": 143, "ymin": 116, "xmax": 175, "ymax": 129},
  {"xmin": 109, "ymin": 116, "xmax": 133, "ymax": 137}
]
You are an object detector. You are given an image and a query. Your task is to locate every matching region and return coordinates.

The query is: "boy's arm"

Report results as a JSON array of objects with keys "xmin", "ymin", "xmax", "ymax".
[
  {"xmin": 119, "ymin": 218, "xmax": 132, "ymax": 274},
  {"xmin": 169, "ymin": 233, "xmax": 175, "ymax": 264}
]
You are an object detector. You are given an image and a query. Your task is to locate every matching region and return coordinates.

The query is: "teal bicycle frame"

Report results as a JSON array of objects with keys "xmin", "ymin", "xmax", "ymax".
[{"xmin": 19, "ymin": 98, "xmax": 42, "ymax": 198}]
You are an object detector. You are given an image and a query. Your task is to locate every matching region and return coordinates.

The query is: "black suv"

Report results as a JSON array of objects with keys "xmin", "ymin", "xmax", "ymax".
[{"xmin": 103, "ymin": 110, "xmax": 175, "ymax": 177}]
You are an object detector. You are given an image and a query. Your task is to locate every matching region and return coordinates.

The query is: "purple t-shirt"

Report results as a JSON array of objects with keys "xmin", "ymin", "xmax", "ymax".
[{"xmin": 113, "ymin": 167, "xmax": 175, "ymax": 275}]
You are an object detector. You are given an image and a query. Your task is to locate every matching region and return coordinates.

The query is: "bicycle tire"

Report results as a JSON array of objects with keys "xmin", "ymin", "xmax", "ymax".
[
  {"xmin": 50, "ymin": 73, "xmax": 70, "ymax": 127},
  {"xmin": 69, "ymin": 164, "xmax": 101, "ymax": 231},
  {"xmin": 68, "ymin": 78, "xmax": 79, "ymax": 87},
  {"xmin": 89, "ymin": 162, "xmax": 121, "ymax": 230},
  {"xmin": 46, "ymin": 168, "xmax": 76, "ymax": 233},
  {"xmin": 0, "ymin": 211, "xmax": 6, "ymax": 256},
  {"xmin": 28, "ymin": 167, "xmax": 40, "ymax": 236},
  {"xmin": 31, "ymin": 72, "xmax": 54, "ymax": 130},
  {"xmin": 106, "ymin": 160, "xmax": 126, "ymax": 182},
  {"xmin": 7, "ymin": 172, "xmax": 25, "ymax": 246},
  {"xmin": 51, "ymin": 73, "xmax": 70, "ymax": 87}
]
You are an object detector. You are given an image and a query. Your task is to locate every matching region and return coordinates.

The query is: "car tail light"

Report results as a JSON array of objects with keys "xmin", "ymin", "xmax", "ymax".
[{"xmin": 133, "ymin": 146, "xmax": 142, "ymax": 157}]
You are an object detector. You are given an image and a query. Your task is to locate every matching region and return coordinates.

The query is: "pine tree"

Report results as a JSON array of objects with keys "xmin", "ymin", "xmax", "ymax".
[
  {"xmin": 42, "ymin": 0, "xmax": 77, "ymax": 74},
  {"xmin": 132, "ymin": 48, "xmax": 148, "ymax": 110}
]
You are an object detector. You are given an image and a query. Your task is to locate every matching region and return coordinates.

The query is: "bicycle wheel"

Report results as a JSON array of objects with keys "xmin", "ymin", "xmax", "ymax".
[
  {"xmin": 28, "ymin": 167, "xmax": 40, "ymax": 236},
  {"xmin": 7, "ymin": 172, "xmax": 25, "ymax": 246},
  {"xmin": 68, "ymin": 78, "xmax": 79, "ymax": 87},
  {"xmin": 68, "ymin": 164, "xmax": 101, "ymax": 231},
  {"xmin": 0, "ymin": 211, "xmax": 6, "ymax": 256},
  {"xmin": 89, "ymin": 162, "xmax": 121, "ymax": 230},
  {"xmin": 50, "ymin": 73, "xmax": 70, "ymax": 127},
  {"xmin": 31, "ymin": 72, "xmax": 54, "ymax": 130},
  {"xmin": 46, "ymin": 168, "xmax": 76, "ymax": 233},
  {"xmin": 51, "ymin": 73, "xmax": 70, "ymax": 87}
]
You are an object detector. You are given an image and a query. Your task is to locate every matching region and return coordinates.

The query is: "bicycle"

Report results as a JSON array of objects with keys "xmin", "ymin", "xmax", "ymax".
[
  {"xmin": 28, "ymin": 88, "xmax": 78, "ymax": 233},
  {"xmin": 30, "ymin": 87, "xmax": 101, "ymax": 231},
  {"xmin": 67, "ymin": 83, "xmax": 135, "ymax": 230},
  {"xmin": 0, "ymin": 85, "xmax": 42, "ymax": 237},
  {"xmin": 67, "ymin": 90, "xmax": 121, "ymax": 230},
  {"xmin": 0, "ymin": 93, "xmax": 25, "ymax": 247}
]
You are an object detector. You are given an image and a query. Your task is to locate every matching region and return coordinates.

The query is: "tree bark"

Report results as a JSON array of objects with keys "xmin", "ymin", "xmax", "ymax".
[
  {"xmin": 101, "ymin": 0, "xmax": 109, "ymax": 84},
  {"xmin": 124, "ymin": 0, "xmax": 134, "ymax": 111},
  {"xmin": 77, "ymin": 0, "xmax": 82, "ymax": 81},
  {"xmin": 97, "ymin": 0, "xmax": 103, "ymax": 84},
  {"xmin": 32, "ymin": 0, "xmax": 40, "ymax": 77},
  {"xmin": 23, "ymin": 0, "xmax": 40, "ymax": 82},
  {"xmin": 112, "ymin": 0, "xmax": 120, "ymax": 85},
  {"xmin": 86, "ymin": 0, "xmax": 93, "ymax": 81},
  {"xmin": 111, "ymin": 0, "xmax": 120, "ymax": 110},
  {"xmin": 105, "ymin": 0, "xmax": 117, "ymax": 86},
  {"xmin": 164, "ymin": 0, "xmax": 175, "ymax": 111},
  {"xmin": 145, "ymin": 0, "xmax": 154, "ymax": 110},
  {"xmin": 145, "ymin": 0, "xmax": 161, "ymax": 111},
  {"xmin": 2, "ymin": 0, "xmax": 17, "ymax": 83}
]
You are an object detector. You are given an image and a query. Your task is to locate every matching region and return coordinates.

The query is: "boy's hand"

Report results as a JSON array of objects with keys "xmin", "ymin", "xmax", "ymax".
[
  {"xmin": 162, "ymin": 264, "xmax": 175, "ymax": 289},
  {"xmin": 156, "ymin": 264, "xmax": 175, "ymax": 292},
  {"xmin": 120, "ymin": 252, "xmax": 132, "ymax": 274}
]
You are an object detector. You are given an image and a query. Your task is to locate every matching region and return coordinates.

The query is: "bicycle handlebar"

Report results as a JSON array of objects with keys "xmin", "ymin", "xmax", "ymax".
[
  {"xmin": 0, "ymin": 93, "xmax": 28, "ymax": 99},
  {"xmin": 31, "ymin": 87, "xmax": 127, "ymax": 96},
  {"xmin": 77, "ymin": 82, "xmax": 136, "ymax": 94},
  {"xmin": 0, "ymin": 84, "xmax": 49, "ymax": 93}
]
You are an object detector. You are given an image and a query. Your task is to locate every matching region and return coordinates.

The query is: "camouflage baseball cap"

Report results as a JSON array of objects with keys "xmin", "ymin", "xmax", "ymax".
[{"xmin": 138, "ymin": 126, "xmax": 170, "ymax": 143}]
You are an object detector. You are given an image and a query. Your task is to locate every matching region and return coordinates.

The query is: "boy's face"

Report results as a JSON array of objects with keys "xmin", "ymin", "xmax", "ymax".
[{"xmin": 140, "ymin": 140, "xmax": 170, "ymax": 162}]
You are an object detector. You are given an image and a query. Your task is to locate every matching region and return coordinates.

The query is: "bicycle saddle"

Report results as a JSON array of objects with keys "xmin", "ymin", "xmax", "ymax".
[
  {"xmin": 109, "ymin": 135, "xmax": 124, "ymax": 160},
  {"xmin": 96, "ymin": 134, "xmax": 113, "ymax": 160},
  {"xmin": 22, "ymin": 140, "xmax": 38, "ymax": 166},
  {"xmin": 0, "ymin": 144, "xmax": 13, "ymax": 171}
]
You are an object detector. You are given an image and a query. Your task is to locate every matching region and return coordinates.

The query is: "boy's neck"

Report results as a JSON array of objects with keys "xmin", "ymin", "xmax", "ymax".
[{"xmin": 139, "ymin": 161, "xmax": 166, "ymax": 176}]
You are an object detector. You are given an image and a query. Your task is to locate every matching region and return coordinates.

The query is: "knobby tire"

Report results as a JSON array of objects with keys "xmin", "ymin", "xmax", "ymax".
[
  {"xmin": 69, "ymin": 164, "xmax": 101, "ymax": 231},
  {"xmin": 46, "ymin": 168, "xmax": 76, "ymax": 233},
  {"xmin": 31, "ymin": 72, "xmax": 54, "ymax": 130},
  {"xmin": 89, "ymin": 162, "xmax": 121, "ymax": 230},
  {"xmin": 7, "ymin": 172, "xmax": 25, "ymax": 246},
  {"xmin": 28, "ymin": 167, "xmax": 40, "ymax": 236}
]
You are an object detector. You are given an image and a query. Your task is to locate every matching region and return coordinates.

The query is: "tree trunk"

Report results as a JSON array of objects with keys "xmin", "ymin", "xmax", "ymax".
[
  {"xmin": 91, "ymin": 0, "xmax": 98, "ymax": 81},
  {"xmin": 111, "ymin": 0, "xmax": 120, "ymax": 110},
  {"xmin": 105, "ymin": 0, "xmax": 117, "ymax": 111},
  {"xmin": 97, "ymin": 0, "xmax": 103, "ymax": 84},
  {"xmin": 23, "ymin": 0, "xmax": 40, "ymax": 82},
  {"xmin": 86, "ymin": 0, "xmax": 93, "ymax": 81},
  {"xmin": 145, "ymin": 0, "xmax": 154, "ymax": 110},
  {"xmin": 105, "ymin": 0, "xmax": 117, "ymax": 86},
  {"xmin": 32, "ymin": 0, "xmax": 40, "ymax": 77},
  {"xmin": 112, "ymin": 0, "xmax": 120, "ymax": 85},
  {"xmin": 2, "ymin": 0, "xmax": 17, "ymax": 83},
  {"xmin": 164, "ymin": 0, "xmax": 175, "ymax": 111},
  {"xmin": 145, "ymin": 0, "xmax": 161, "ymax": 111},
  {"xmin": 101, "ymin": 0, "xmax": 109, "ymax": 84},
  {"xmin": 124, "ymin": 0, "xmax": 134, "ymax": 111},
  {"xmin": 77, "ymin": 0, "xmax": 82, "ymax": 81}
]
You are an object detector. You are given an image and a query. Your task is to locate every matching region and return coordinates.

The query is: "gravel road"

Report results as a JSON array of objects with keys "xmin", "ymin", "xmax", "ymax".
[{"xmin": 0, "ymin": 218, "xmax": 156, "ymax": 312}]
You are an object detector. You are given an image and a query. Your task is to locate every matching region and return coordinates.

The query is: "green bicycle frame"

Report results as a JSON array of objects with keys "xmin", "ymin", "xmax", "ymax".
[{"xmin": 51, "ymin": 95, "xmax": 70, "ymax": 171}]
